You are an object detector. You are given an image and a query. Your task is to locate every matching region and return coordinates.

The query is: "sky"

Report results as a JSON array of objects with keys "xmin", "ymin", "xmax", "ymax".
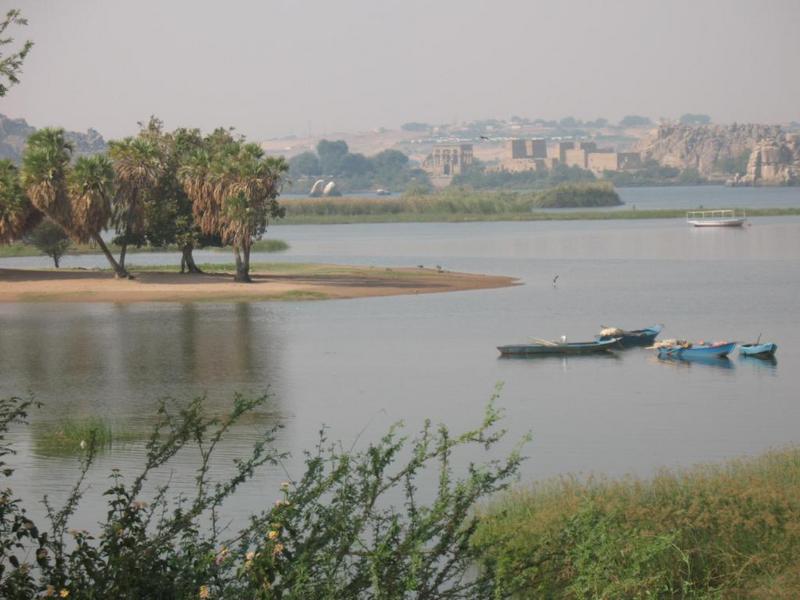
[{"xmin": 2, "ymin": 0, "xmax": 799, "ymax": 140}]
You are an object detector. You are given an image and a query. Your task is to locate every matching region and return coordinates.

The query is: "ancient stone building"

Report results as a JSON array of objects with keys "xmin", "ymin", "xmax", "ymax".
[
  {"xmin": 552, "ymin": 141, "xmax": 574, "ymax": 163},
  {"xmin": 422, "ymin": 143, "xmax": 474, "ymax": 177},
  {"xmin": 587, "ymin": 151, "xmax": 642, "ymax": 173},
  {"xmin": 499, "ymin": 138, "xmax": 549, "ymax": 172}
]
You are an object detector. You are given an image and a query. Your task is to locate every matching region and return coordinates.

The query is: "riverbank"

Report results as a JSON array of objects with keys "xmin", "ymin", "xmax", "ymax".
[
  {"xmin": 0, "ymin": 263, "xmax": 517, "ymax": 303},
  {"xmin": 278, "ymin": 206, "xmax": 800, "ymax": 225},
  {"xmin": 474, "ymin": 446, "xmax": 800, "ymax": 598}
]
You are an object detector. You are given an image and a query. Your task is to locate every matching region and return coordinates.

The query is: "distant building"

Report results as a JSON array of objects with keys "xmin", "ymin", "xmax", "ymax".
[
  {"xmin": 552, "ymin": 141, "xmax": 575, "ymax": 163},
  {"xmin": 587, "ymin": 151, "xmax": 642, "ymax": 174},
  {"xmin": 497, "ymin": 138, "xmax": 549, "ymax": 172},
  {"xmin": 497, "ymin": 137, "xmax": 642, "ymax": 175},
  {"xmin": 422, "ymin": 144, "xmax": 474, "ymax": 182}
]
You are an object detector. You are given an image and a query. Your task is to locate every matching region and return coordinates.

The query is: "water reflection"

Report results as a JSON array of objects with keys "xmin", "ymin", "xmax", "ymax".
[
  {"xmin": 738, "ymin": 355, "xmax": 778, "ymax": 370},
  {"xmin": 654, "ymin": 355, "xmax": 735, "ymax": 370},
  {"xmin": 0, "ymin": 302, "xmax": 287, "ymax": 422}
]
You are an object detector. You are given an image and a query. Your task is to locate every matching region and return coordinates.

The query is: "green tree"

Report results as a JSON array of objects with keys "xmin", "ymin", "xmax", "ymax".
[
  {"xmin": 137, "ymin": 118, "xmax": 213, "ymax": 274},
  {"xmin": 0, "ymin": 159, "xmax": 41, "ymax": 243},
  {"xmin": 316, "ymin": 139, "xmax": 349, "ymax": 175},
  {"xmin": 24, "ymin": 219, "xmax": 70, "ymax": 267},
  {"xmin": 108, "ymin": 137, "xmax": 164, "ymax": 271},
  {"xmin": 0, "ymin": 9, "xmax": 33, "ymax": 97},
  {"xmin": 21, "ymin": 129, "xmax": 129, "ymax": 277},
  {"xmin": 288, "ymin": 151, "xmax": 321, "ymax": 177}
]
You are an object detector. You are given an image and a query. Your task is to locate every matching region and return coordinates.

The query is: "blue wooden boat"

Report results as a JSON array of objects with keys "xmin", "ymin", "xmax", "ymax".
[
  {"xmin": 656, "ymin": 341, "xmax": 737, "ymax": 359},
  {"xmin": 596, "ymin": 324, "xmax": 663, "ymax": 346},
  {"xmin": 739, "ymin": 342, "xmax": 777, "ymax": 358},
  {"xmin": 498, "ymin": 337, "xmax": 620, "ymax": 357}
]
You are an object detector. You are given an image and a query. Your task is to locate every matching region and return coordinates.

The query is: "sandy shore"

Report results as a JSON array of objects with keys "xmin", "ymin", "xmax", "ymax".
[{"xmin": 0, "ymin": 266, "xmax": 518, "ymax": 303}]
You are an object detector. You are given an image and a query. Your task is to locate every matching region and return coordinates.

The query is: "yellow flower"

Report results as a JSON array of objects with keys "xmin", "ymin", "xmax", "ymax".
[
  {"xmin": 272, "ymin": 542, "xmax": 284, "ymax": 557},
  {"xmin": 59, "ymin": 590, "xmax": 69, "ymax": 599},
  {"xmin": 267, "ymin": 530, "xmax": 279, "ymax": 541},
  {"xmin": 199, "ymin": 584, "xmax": 210, "ymax": 599}
]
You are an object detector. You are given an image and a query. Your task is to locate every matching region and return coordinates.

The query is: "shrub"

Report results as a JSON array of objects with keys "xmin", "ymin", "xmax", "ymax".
[{"xmin": 0, "ymin": 390, "xmax": 524, "ymax": 598}]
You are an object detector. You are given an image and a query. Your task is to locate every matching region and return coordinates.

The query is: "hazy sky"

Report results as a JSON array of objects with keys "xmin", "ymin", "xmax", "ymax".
[{"xmin": 3, "ymin": 0, "xmax": 799, "ymax": 140}]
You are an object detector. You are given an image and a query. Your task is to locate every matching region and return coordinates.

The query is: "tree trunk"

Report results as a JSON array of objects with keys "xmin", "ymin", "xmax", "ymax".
[
  {"xmin": 119, "ymin": 241, "xmax": 128, "ymax": 271},
  {"xmin": 233, "ymin": 244, "xmax": 251, "ymax": 283},
  {"xmin": 181, "ymin": 245, "xmax": 203, "ymax": 274},
  {"xmin": 53, "ymin": 254, "xmax": 60, "ymax": 268},
  {"xmin": 92, "ymin": 233, "xmax": 130, "ymax": 279}
]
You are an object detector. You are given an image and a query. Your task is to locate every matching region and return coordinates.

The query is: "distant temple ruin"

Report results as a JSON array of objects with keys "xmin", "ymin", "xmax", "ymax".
[
  {"xmin": 496, "ymin": 138, "xmax": 641, "ymax": 174},
  {"xmin": 421, "ymin": 143, "xmax": 474, "ymax": 186}
]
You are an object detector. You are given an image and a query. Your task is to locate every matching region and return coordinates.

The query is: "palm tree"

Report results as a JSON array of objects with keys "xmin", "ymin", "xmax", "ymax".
[
  {"xmin": 180, "ymin": 136, "xmax": 287, "ymax": 282},
  {"xmin": 70, "ymin": 155, "xmax": 129, "ymax": 278},
  {"xmin": 21, "ymin": 128, "xmax": 129, "ymax": 278},
  {"xmin": 0, "ymin": 159, "xmax": 41, "ymax": 243},
  {"xmin": 20, "ymin": 128, "xmax": 73, "ymax": 230},
  {"xmin": 220, "ymin": 145, "xmax": 287, "ymax": 282},
  {"xmin": 108, "ymin": 137, "xmax": 163, "ymax": 270}
]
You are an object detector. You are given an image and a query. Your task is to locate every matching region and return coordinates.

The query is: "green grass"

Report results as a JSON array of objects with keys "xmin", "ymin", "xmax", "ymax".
[
  {"xmin": 33, "ymin": 417, "xmax": 141, "ymax": 454},
  {"xmin": 474, "ymin": 447, "xmax": 800, "ymax": 598}
]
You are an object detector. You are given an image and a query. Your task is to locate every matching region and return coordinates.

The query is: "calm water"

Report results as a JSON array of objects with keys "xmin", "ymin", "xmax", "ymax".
[{"xmin": 1, "ymin": 191, "xmax": 799, "ymax": 528}]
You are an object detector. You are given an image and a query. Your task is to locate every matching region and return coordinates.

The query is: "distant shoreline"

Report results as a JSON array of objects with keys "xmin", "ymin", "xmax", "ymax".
[
  {"xmin": 277, "ymin": 207, "xmax": 800, "ymax": 225},
  {"xmin": 0, "ymin": 264, "xmax": 518, "ymax": 304}
]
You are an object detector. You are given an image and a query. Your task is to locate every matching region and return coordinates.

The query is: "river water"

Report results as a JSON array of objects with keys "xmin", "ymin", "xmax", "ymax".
[{"xmin": 1, "ymin": 186, "xmax": 799, "ymax": 528}]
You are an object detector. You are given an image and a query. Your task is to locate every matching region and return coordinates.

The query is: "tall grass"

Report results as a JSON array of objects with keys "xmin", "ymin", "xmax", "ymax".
[
  {"xmin": 34, "ymin": 417, "xmax": 140, "ymax": 454},
  {"xmin": 282, "ymin": 182, "xmax": 621, "ymax": 219},
  {"xmin": 473, "ymin": 447, "xmax": 800, "ymax": 598}
]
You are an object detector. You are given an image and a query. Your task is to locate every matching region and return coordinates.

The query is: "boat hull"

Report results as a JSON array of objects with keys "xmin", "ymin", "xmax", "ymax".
[
  {"xmin": 688, "ymin": 219, "xmax": 746, "ymax": 227},
  {"xmin": 656, "ymin": 342, "xmax": 737, "ymax": 359},
  {"xmin": 597, "ymin": 324, "xmax": 663, "ymax": 347},
  {"xmin": 498, "ymin": 338, "xmax": 620, "ymax": 357},
  {"xmin": 739, "ymin": 343, "xmax": 777, "ymax": 358}
]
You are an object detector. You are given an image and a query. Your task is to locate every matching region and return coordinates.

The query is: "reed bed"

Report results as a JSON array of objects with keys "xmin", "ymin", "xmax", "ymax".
[
  {"xmin": 473, "ymin": 447, "xmax": 800, "ymax": 598},
  {"xmin": 282, "ymin": 182, "xmax": 621, "ymax": 219},
  {"xmin": 34, "ymin": 417, "xmax": 141, "ymax": 454}
]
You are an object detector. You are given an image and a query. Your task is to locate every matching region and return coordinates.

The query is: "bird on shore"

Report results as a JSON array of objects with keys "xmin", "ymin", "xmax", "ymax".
[
  {"xmin": 553, "ymin": 274, "xmax": 559, "ymax": 287},
  {"xmin": 479, "ymin": 135, "xmax": 490, "ymax": 140}
]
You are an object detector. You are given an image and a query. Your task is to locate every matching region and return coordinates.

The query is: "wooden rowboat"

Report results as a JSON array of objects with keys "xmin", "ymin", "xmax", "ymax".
[
  {"xmin": 739, "ymin": 342, "xmax": 777, "ymax": 358},
  {"xmin": 656, "ymin": 342, "xmax": 737, "ymax": 359},
  {"xmin": 498, "ymin": 337, "xmax": 620, "ymax": 357},
  {"xmin": 596, "ymin": 324, "xmax": 663, "ymax": 347}
]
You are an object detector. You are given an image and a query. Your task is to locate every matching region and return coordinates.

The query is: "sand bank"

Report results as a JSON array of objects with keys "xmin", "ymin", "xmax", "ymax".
[{"xmin": 0, "ymin": 265, "xmax": 517, "ymax": 303}]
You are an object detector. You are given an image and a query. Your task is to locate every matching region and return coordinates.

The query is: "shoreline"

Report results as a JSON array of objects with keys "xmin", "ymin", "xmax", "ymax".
[
  {"xmin": 0, "ymin": 265, "xmax": 519, "ymax": 304},
  {"xmin": 277, "ymin": 207, "xmax": 800, "ymax": 225}
]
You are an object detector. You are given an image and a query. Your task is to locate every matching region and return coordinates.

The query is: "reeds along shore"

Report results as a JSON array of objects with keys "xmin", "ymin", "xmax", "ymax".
[
  {"xmin": 283, "ymin": 182, "xmax": 621, "ymax": 218},
  {"xmin": 473, "ymin": 447, "xmax": 800, "ymax": 598}
]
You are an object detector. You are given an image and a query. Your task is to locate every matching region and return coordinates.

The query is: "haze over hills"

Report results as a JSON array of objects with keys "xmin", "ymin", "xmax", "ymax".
[{"xmin": 0, "ymin": 113, "xmax": 106, "ymax": 163}]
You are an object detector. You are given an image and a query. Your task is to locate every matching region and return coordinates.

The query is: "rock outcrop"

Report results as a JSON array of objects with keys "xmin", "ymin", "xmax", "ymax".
[
  {"xmin": 0, "ymin": 113, "xmax": 107, "ymax": 163},
  {"xmin": 730, "ymin": 134, "xmax": 800, "ymax": 186},
  {"xmin": 637, "ymin": 123, "xmax": 782, "ymax": 176}
]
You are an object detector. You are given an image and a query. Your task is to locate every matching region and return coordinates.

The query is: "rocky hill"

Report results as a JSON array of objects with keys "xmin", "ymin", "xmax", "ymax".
[
  {"xmin": 733, "ymin": 133, "xmax": 800, "ymax": 186},
  {"xmin": 0, "ymin": 113, "xmax": 107, "ymax": 162},
  {"xmin": 637, "ymin": 123, "xmax": 780, "ymax": 175}
]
